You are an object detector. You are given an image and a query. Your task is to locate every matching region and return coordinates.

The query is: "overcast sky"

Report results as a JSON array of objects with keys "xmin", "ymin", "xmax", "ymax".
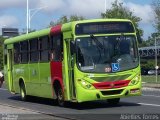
[{"xmin": 0, "ymin": 0, "xmax": 156, "ymax": 39}]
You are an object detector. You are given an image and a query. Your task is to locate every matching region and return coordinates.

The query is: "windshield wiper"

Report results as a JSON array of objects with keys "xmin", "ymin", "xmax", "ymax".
[
  {"xmin": 90, "ymin": 35, "xmax": 104, "ymax": 63},
  {"xmin": 90, "ymin": 35, "xmax": 104, "ymax": 50}
]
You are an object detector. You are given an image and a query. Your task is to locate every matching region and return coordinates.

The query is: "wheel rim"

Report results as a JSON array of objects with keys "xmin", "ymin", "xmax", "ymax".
[
  {"xmin": 20, "ymin": 84, "xmax": 26, "ymax": 100},
  {"xmin": 21, "ymin": 88, "xmax": 25, "ymax": 98}
]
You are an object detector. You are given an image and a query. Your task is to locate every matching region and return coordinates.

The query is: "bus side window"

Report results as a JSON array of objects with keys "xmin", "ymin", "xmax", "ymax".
[
  {"xmin": 20, "ymin": 41, "xmax": 28, "ymax": 63},
  {"xmin": 4, "ymin": 45, "xmax": 7, "ymax": 65},
  {"xmin": 39, "ymin": 36, "xmax": 50, "ymax": 62},
  {"xmin": 51, "ymin": 34, "xmax": 63, "ymax": 61},
  {"xmin": 14, "ymin": 42, "xmax": 21, "ymax": 64},
  {"xmin": 29, "ymin": 38, "xmax": 39, "ymax": 62}
]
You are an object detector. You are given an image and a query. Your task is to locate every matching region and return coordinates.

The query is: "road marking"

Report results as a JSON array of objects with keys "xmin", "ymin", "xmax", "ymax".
[
  {"xmin": 139, "ymin": 103, "xmax": 160, "ymax": 107},
  {"xmin": 0, "ymin": 88, "xmax": 7, "ymax": 91},
  {"xmin": 142, "ymin": 94, "xmax": 160, "ymax": 98}
]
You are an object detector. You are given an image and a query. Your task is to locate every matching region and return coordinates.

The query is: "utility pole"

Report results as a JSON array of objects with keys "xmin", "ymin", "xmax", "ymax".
[
  {"xmin": 26, "ymin": 0, "xmax": 47, "ymax": 34},
  {"xmin": 104, "ymin": 0, "xmax": 107, "ymax": 13},
  {"xmin": 28, "ymin": 6, "xmax": 47, "ymax": 30},
  {"xmin": 26, "ymin": 0, "xmax": 29, "ymax": 34}
]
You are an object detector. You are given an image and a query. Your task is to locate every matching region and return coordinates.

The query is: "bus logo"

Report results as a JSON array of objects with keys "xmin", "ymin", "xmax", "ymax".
[
  {"xmin": 111, "ymin": 63, "xmax": 120, "ymax": 72},
  {"xmin": 110, "ymin": 83, "xmax": 114, "ymax": 88}
]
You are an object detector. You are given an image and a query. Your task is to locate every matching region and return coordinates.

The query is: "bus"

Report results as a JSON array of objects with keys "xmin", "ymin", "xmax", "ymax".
[{"xmin": 4, "ymin": 19, "xmax": 142, "ymax": 106}]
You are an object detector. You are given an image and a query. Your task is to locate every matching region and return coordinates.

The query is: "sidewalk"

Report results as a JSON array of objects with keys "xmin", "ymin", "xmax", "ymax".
[
  {"xmin": 0, "ymin": 103, "xmax": 39, "ymax": 114},
  {"xmin": 142, "ymin": 83, "xmax": 160, "ymax": 89},
  {"xmin": 0, "ymin": 104, "xmax": 66, "ymax": 120},
  {"xmin": 0, "ymin": 104, "xmax": 39, "ymax": 120}
]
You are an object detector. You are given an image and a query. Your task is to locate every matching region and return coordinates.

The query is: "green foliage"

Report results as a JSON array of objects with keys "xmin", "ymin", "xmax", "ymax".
[
  {"xmin": 152, "ymin": 0, "xmax": 160, "ymax": 32},
  {"xmin": 101, "ymin": 0, "xmax": 143, "ymax": 36},
  {"xmin": 141, "ymin": 58, "xmax": 160, "ymax": 70},
  {"xmin": 138, "ymin": 41, "xmax": 148, "ymax": 47},
  {"xmin": 0, "ymin": 36, "xmax": 5, "ymax": 70},
  {"xmin": 141, "ymin": 32, "xmax": 160, "ymax": 47},
  {"xmin": 49, "ymin": 15, "xmax": 85, "ymax": 27},
  {"xmin": 0, "ymin": 46, "xmax": 3, "ymax": 70}
]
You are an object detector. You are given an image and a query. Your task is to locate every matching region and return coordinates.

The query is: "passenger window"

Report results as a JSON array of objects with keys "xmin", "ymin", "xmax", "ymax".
[
  {"xmin": 39, "ymin": 36, "xmax": 50, "ymax": 62},
  {"xmin": 29, "ymin": 39, "xmax": 39, "ymax": 62},
  {"xmin": 14, "ymin": 42, "xmax": 21, "ymax": 63},
  {"xmin": 30, "ymin": 39, "xmax": 38, "ymax": 51},
  {"xmin": 51, "ymin": 34, "xmax": 63, "ymax": 61},
  {"xmin": 21, "ymin": 41, "xmax": 28, "ymax": 63},
  {"xmin": 4, "ymin": 45, "xmax": 8, "ymax": 65}
]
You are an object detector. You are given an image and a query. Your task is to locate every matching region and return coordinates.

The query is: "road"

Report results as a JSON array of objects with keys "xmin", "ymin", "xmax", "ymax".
[{"xmin": 0, "ymin": 85, "xmax": 160, "ymax": 120}]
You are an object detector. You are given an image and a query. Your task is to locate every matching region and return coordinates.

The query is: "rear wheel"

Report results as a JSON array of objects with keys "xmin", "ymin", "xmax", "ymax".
[
  {"xmin": 107, "ymin": 98, "xmax": 120, "ymax": 105},
  {"xmin": 57, "ymin": 87, "xmax": 65, "ymax": 107},
  {"xmin": 20, "ymin": 82, "xmax": 27, "ymax": 101}
]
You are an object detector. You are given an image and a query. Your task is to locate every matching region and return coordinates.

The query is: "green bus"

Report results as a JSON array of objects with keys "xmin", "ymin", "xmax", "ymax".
[{"xmin": 4, "ymin": 19, "xmax": 142, "ymax": 106}]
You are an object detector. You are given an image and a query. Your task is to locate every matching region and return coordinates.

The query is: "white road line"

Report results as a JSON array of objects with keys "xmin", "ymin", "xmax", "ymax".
[
  {"xmin": 142, "ymin": 94, "xmax": 160, "ymax": 98},
  {"xmin": 0, "ymin": 88, "xmax": 7, "ymax": 91},
  {"xmin": 139, "ymin": 103, "xmax": 160, "ymax": 107}
]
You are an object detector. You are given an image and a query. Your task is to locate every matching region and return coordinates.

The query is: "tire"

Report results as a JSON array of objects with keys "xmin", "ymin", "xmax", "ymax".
[
  {"xmin": 20, "ymin": 82, "xmax": 27, "ymax": 101},
  {"xmin": 57, "ymin": 87, "xmax": 65, "ymax": 107},
  {"xmin": 107, "ymin": 98, "xmax": 120, "ymax": 105}
]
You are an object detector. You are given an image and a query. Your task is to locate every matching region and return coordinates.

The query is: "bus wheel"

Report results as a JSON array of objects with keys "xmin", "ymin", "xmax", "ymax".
[
  {"xmin": 20, "ymin": 82, "xmax": 27, "ymax": 101},
  {"xmin": 107, "ymin": 98, "xmax": 120, "ymax": 105},
  {"xmin": 57, "ymin": 87, "xmax": 65, "ymax": 107}
]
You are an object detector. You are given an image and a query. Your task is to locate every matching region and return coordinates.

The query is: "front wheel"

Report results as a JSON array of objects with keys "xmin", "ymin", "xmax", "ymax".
[
  {"xmin": 20, "ymin": 82, "xmax": 27, "ymax": 101},
  {"xmin": 107, "ymin": 98, "xmax": 120, "ymax": 105}
]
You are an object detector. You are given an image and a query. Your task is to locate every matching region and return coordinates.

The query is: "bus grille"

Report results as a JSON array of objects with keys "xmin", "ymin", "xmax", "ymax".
[
  {"xmin": 101, "ymin": 89, "xmax": 123, "ymax": 96},
  {"xmin": 92, "ymin": 80, "xmax": 130, "ymax": 89}
]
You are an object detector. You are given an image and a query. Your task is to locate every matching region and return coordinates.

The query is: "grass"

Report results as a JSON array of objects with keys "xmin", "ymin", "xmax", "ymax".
[{"xmin": 142, "ymin": 75, "xmax": 160, "ymax": 83}]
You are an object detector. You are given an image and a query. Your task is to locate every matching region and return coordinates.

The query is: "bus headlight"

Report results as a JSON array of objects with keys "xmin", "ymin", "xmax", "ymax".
[
  {"xmin": 78, "ymin": 79, "xmax": 95, "ymax": 90},
  {"xmin": 129, "ymin": 75, "xmax": 140, "ymax": 86}
]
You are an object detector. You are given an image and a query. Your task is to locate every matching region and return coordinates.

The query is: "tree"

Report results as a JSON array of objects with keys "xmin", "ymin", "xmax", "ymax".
[
  {"xmin": 49, "ymin": 15, "xmax": 85, "ymax": 27},
  {"xmin": 101, "ymin": 0, "xmax": 143, "ymax": 36},
  {"xmin": 0, "ymin": 36, "xmax": 5, "ymax": 70},
  {"xmin": 152, "ymin": 0, "xmax": 160, "ymax": 32}
]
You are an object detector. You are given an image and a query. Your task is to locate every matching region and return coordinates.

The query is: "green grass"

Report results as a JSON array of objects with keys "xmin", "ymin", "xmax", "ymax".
[{"xmin": 142, "ymin": 75, "xmax": 160, "ymax": 83}]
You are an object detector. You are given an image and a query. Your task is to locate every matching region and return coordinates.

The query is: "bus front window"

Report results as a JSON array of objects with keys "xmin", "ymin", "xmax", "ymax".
[{"xmin": 76, "ymin": 35, "xmax": 139, "ymax": 73}]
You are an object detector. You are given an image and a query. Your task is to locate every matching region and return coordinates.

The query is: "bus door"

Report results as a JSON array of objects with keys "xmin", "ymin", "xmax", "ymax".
[
  {"xmin": 50, "ymin": 34, "xmax": 63, "ymax": 99},
  {"xmin": 7, "ymin": 49, "xmax": 14, "ymax": 92},
  {"xmin": 66, "ymin": 40, "xmax": 76, "ymax": 100}
]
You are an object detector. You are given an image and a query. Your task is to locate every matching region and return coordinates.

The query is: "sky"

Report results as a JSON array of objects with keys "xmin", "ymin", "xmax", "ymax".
[{"xmin": 0, "ymin": 0, "xmax": 156, "ymax": 40}]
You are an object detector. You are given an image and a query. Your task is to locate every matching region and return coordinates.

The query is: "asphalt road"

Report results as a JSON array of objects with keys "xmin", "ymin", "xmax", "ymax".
[{"xmin": 0, "ymin": 85, "xmax": 160, "ymax": 120}]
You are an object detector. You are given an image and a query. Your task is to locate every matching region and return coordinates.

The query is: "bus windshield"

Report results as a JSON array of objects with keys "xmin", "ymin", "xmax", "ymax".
[{"xmin": 76, "ymin": 35, "xmax": 139, "ymax": 73}]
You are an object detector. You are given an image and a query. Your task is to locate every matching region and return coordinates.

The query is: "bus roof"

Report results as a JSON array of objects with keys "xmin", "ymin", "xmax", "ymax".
[
  {"xmin": 62, "ymin": 18, "xmax": 133, "ymax": 33},
  {"xmin": 63, "ymin": 19, "xmax": 132, "ymax": 27},
  {"xmin": 4, "ymin": 19, "xmax": 133, "ymax": 45},
  {"xmin": 4, "ymin": 28, "xmax": 51, "ymax": 45},
  {"xmin": 74, "ymin": 19, "xmax": 131, "ymax": 24}
]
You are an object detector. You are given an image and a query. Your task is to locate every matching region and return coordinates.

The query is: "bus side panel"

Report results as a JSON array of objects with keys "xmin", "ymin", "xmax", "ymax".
[
  {"xmin": 38, "ymin": 62, "xmax": 53, "ymax": 98},
  {"xmin": 28, "ymin": 63, "xmax": 39, "ymax": 96},
  {"xmin": 4, "ymin": 65, "xmax": 9, "ymax": 89},
  {"xmin": 50, "ymin": 61, "xmax": 63, "ymax": 97},
  {"xmin": 13, "ymin": 64, "xmax": 30, "ymax": 94}
]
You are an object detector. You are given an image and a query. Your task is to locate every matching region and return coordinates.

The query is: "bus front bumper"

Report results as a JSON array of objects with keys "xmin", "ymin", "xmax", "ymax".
[{"xmin": 76, "ymin": 83, "xmax": 142, "ymax": 103}]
